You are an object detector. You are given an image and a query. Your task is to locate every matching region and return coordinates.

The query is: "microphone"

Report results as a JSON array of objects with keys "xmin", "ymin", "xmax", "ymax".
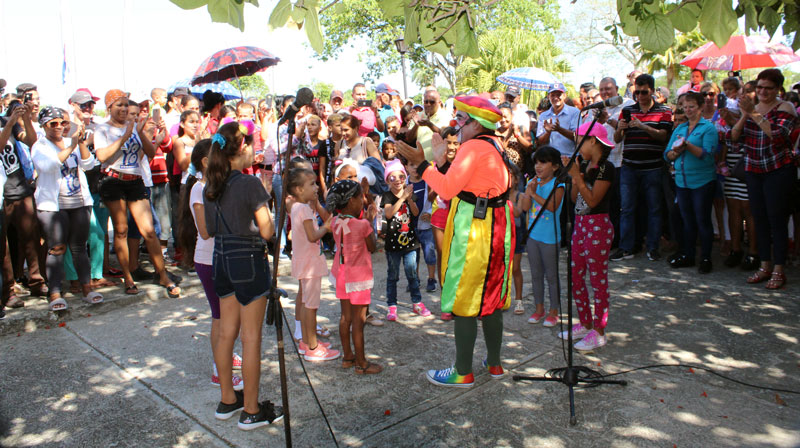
[
  {"xmin": 581, "ymin": 95, "xmax": 623, "ymax": 111},
  {"xmin": 278, "ymin": 87, "xmax": 314, "ymax": 125}
]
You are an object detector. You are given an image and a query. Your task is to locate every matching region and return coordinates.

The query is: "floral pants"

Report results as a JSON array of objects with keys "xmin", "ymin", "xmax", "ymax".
[{"xmin": 571, "ymin": 214, "xmax": 613, "ymax": 330}]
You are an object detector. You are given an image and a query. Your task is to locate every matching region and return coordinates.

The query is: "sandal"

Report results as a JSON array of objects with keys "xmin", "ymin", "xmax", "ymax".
[
  {"xmin": 125, "ymin": 284, "xmax": 139, "ymax": 295},
  {"xmin": 48, "ymin": 297, "xmax": 67, "ymax": 312},
  {"xmin": 6, "ymin": 296, "xmax": 24, "ymax": 308},
  {"xmin": 80, "ymin": 291, "xmax": 104, "ymax": 305},
  {"xmin": 316, "ymin": 325, "xmax": 331, "ymax": 338},
  {"xmin": 342, "ymin": 358, "xmax": 356, "ymax": 369},
  {"xmin": 746, "ymin": 268, "xmax": 771, "ymax": 284},
  {"xmin": 92, "ymin": 278, "xmax": 118, "ymax": 288},
  {"xmin": 165, "ymin": 284, "xmax": 181, "ymax": 298},
  {"xmin": 105, "ymin": 268, "xmax": 124, "ymax": 278},
  {"xmin": 766, "ymin": 271, "xmax": 786, "ymax": 290},
  {"xmin": 354, "ymin": 362, "xmax": 383, "ymax": 375}
]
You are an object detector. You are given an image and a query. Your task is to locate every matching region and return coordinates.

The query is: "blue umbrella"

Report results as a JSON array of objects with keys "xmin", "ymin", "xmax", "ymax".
[
  {"xmin": 168, "ymin": 79, "xmax": 242, "ymax": 100},
  {"xmin": 496, "ymin": 67, "xmax": 559, "ymax": 91}
]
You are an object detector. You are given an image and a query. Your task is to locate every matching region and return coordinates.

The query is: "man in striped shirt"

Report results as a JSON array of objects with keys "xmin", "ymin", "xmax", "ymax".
[{"xmin": 612, "ymin": 74, "xmax": 673, "ymax": 261}]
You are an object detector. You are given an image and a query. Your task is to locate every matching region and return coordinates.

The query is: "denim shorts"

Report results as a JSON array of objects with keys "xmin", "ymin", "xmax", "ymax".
[
  {"xmin": 417, "ymin": 227, "xmax": 436, "ymax": 266},
  {"xmin": 212, "ymin": 235, "xmax": 271, "ymax": 306}
]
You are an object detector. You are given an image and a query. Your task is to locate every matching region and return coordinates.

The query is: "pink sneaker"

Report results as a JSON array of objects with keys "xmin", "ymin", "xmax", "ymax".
[
  {"xmin": 386, "ymin": 306, "xmax": 398, "ymax": 321},
  {"xmin": 528, "ymin": 312, "xmax": 545, "ymax": 324},
  {"xmin": 211, "ymin": 373, "xmax": 244, "ymax": 391},
  {"xmin": 412, "ymin": 302, "xmax": 432, "ymax": 317},
  {"xmin": 303, "ymin": 343, "xmax": 341, "ymax": 362},
  {"xmin": 543, "ymin": 315, "xmax": 559, "ymax": 327},
  {"xmin": 298, "ymin": 340, "xmax": 331, "ymax": 355},
  {"xmin": 232, "ymin": 352, "xmax": 243, "ymax": 370},
  {"xmin": 441, "ymin": 312, "xmax": 453, "ymax": 321}
]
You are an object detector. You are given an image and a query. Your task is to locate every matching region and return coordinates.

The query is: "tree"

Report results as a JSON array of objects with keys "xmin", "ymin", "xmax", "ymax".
[
  {"xmin": 299, "ymin": 80, "xmax": 334, "ymax": 103},
  {"xmin": 637, "ymin": 30, "xmax": 708, "ymax": 90},
  {"xmin": 557, "ymin": 0, "xmax": 641, "ymax": 68},
  {"xmin": 233, "ymin": 74, "xmax": 270, "ymax": 98}
]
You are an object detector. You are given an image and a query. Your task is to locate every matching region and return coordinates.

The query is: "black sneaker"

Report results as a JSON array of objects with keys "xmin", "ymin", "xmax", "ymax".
[
  {"xmin": 741, "ymin": 254, "xmax": 759, "ymax": 271},
  {"xmin": 647, "ymin": 249, "xmax": 661, "ymax": 261},
  {"xmin": 724, "ymin": 250, "xmax": 744, "ymax": 268},
  {"xmin": 0, "ymin": 308, "xmax": 5, "ymax": 320},
  {"xmin": 131, "ymin": 267, "xmax": 154, "ymax": 281},
  {"xmin": 610, "ymin": 249, "xmax": 633, "ymax": 261},
  {"xmin": 698, "ymin": 258, "xmax": 712, "ymax": 274},
  {"xmin": 238, "ymin": 401, "xmax": 284, "ymax": 430},
  {"xmin": 669, "ymin": 255, "xmax": 695, "ymax": 268},
  {"xmin": 215, "ymin": 390, "xmax": 244, "ymax": 420},
  {"xmin": 426, "ymin": 278, "xmax": 437, "ymax": 292}
]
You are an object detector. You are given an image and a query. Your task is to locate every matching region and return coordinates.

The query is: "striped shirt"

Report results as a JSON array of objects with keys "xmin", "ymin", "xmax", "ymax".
[{"xmin": 619, "ymin": 102, "xmax": 673, "ymax": 170}]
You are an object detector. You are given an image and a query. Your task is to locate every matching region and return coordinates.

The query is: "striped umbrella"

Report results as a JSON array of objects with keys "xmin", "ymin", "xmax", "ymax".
[
  {"xmin": 680, "ymin": 35, "xmax": 800, "ymax": 71},
  {"xmin": 168, "ymin": 79, "xmax": 242, "ymax": 100},
  {"xmin": 496, "ymin": 67, "xmax": 560, "ymax": 91}
]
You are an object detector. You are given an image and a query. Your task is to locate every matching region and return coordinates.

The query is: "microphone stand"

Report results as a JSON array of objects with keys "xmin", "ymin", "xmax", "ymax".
[
  {"xmin": 267, "ymin": 118, "xmax": 294, "ymax": 446},
  {"xmin": 513, "ymin": 110, "xmax": 626, "ymax": 426}
]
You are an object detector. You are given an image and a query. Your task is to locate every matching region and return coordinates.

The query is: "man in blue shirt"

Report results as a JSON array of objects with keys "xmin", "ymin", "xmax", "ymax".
[{"xmin": 536, "ymin": 82, "xmax": 580, "ymax": 157}]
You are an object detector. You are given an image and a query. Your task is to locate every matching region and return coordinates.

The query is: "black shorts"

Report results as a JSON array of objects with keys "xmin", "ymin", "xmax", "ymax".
[{"xmin": 98, "ymin": 176, "xmax": 149, "ymax": 202}]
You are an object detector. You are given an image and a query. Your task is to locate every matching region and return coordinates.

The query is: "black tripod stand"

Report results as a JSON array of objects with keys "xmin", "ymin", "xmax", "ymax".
[{"xmin": 513, "ymin": 111, "xmax": 626, "ymax": 425}]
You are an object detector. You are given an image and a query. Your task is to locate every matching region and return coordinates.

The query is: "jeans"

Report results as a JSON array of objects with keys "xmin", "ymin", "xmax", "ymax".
[
  {"xmin": 38, "ymin": 207, "xmax": 92, "ymax": 294},
  {"xmin": 417, "ymin": 228, "xmax": 436, "ymax": 266},
  {"xmin": 64, "ymin": 201, "xmax": 105, "ymax": 281},
  {"xmin": 620, "ymin": 166, "xmax": 663, "ymax": 252},
  {"xmin": 676, "ymin": 181, "xmax": 715, "ymax": 261},
  {"xmin": 150, "ymin": 183, "xmax": 171, "ymax": 241},
  {"xmin": 745, "ymin": 164, "xmax": 796, "ymax": 265},
  {"xmin": 385, "ymin": 250, "xmax": 422, "ymax": 306}
]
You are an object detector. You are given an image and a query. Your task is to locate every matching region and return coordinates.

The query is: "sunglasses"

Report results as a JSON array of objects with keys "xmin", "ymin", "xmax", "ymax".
[
  {"xmin": 633, "ymin": 90, "xmax": 650, "ymax": 96},
  {"xmin": 47, "ymin": 120, "xmax": 68, "ymax": 128},
  {"xmin": 423, "ymin": 100, "xmax": 436, "ymax": 105},
  {"xmin": 702, "ymin": 92, "xmax": 716, "ymax": 97},
  {"xmin": 388, "ymin": 174, "xmax": 406, "ymax": 182},
  {"xmin": 79, "ymin": 102, "xmax": 95, "ymax": 110}
]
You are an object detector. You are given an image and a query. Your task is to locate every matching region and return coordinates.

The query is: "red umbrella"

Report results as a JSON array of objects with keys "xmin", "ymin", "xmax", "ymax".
[
  {"xmin": 680, "ymin": 35, "xmax": 800, "ymax": 71},
  {"xmin": 191, "ymin": 46, "xmax": 280, "ymax": 86}
]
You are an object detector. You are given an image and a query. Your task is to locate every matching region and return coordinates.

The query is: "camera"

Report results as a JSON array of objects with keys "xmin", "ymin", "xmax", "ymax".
[
  {"xmin": 357, "ymin": 99, "xmax": 373, "ymax": 108},
  {"xmin": 23, "ymin": 92, "xmax": 33, "ymax": 103},
  {"xmin": 717, "ymin": 93, "xmax": 728, "ymax": 110},
  {"xmin": 622, "ymin": 109, "xmax": 631, "ymax": 122}
]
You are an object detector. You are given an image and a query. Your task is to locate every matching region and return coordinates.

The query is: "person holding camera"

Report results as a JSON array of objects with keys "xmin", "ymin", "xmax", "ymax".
[{"xmin": 348, "ymin": 83, "xmax": 384, "ymax": 137}]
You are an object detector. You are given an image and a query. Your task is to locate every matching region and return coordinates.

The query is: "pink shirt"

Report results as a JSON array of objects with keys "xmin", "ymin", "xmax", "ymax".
[
  {"xmin": 350, "ymin": 107, "xmax": 377, "ymax": 137},
  {"xmin": 331, "ymin": 216, "xmax": 373, "ymax": 293},
  {"xmin": 290, "ymin": 203, "xmax": 328, "ymax": 279}
]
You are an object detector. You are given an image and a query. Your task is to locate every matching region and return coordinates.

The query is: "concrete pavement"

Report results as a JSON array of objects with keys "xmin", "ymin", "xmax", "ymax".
[{"xmin": 1, "ymin": 249, "xmax": 799, "ymax": 447}]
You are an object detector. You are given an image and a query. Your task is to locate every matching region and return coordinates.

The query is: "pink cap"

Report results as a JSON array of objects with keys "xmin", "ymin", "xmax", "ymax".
[
  {"xmin": 384, "ymin": 158, "xmax": 407, "ymax": 182},
  {"xmin": 577, "ymin": 121, "xmax": 614, "ymax": 148}
]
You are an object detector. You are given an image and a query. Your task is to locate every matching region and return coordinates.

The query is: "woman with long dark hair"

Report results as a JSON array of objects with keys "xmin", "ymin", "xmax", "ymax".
[{"xmin": 203, "ymin": 121, "xmax": 282, "ymax": 429}]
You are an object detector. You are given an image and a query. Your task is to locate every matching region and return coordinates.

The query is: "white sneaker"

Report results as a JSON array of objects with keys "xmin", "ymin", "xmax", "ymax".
[
  {"xmin": 574, "ymin": 330, "xmax": 607, "ymax": 351},
  {"xmin": 558, "ymin": 323, "xmax": 591, "ymax": 340},
  {"xmin": 513, "ymin": 300, "xmax": 524, "ymax": 315}
]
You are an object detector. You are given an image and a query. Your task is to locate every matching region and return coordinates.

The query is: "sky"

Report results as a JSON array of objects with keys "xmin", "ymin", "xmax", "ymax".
[{"xmin": 0, "ymin": 0, "xmax": 796, "ymax": 110}]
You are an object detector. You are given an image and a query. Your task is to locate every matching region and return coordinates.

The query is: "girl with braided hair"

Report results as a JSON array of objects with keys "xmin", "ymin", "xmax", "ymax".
[{"xmin": 560, "ymin": 122, "xmax": 616, "ymax": 351}]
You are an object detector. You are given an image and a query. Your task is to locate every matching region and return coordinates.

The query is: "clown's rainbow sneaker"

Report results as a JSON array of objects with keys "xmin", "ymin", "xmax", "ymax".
[
  {"xmin": 482, "ymin": 359, "xmax": 505, "ymax": 379},
  {"xmin": 425, "ymin": 366, "xmax": 474, "ymax": 388}
]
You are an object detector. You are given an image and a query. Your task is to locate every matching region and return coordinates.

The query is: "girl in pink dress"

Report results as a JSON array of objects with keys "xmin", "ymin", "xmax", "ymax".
[{"xmin": 325, "ymin": 180, "xmax": 382, "ymax": 374}]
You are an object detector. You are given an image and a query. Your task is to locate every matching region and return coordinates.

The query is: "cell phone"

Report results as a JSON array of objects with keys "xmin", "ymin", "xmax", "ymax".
[
  {"xmin": 152, "ymin": 107, "xmax": 161, "ymax": 123},
  {"xmin": 357, "ymin": 99, "xmax": 373, "ymax": 108},
  {"xmin": 622, "ymin": 109, "xmax": 631, "ymax": 122},
  {"xmin": 23, "ymin": 93, "xmax": 33, "ymax": 103},
  {"xmin": 717, "ymin": 93, "xmax": 728, "ymax": 110}
]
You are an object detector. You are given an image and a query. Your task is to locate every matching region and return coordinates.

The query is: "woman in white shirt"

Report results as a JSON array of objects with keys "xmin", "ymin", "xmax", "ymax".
[
  {"xmin": 31, "ymin": 107, "xmax": 102, "ymax": 311},
  {"xmin": 94, "ymin": 90, "xmax": 180, "ymax": 298}
]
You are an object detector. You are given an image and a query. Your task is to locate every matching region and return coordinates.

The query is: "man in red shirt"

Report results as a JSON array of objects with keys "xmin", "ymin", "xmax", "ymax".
[{"xmin": 349, "ymin": 83, "xmax": 384, "ymax": 137}]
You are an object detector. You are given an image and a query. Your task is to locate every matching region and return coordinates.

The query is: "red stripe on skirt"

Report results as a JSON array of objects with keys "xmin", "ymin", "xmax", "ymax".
[{"xmin": 479, "ymin": 203, "xmax": 513, "ymax": 316}]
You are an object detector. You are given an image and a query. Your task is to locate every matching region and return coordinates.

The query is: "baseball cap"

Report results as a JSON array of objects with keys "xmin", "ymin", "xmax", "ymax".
[
  {"xmin": 577, "ymin": 121, "xmax": 614, "ymax": 148},
  {"xmin": 547, "ymin": 82, "xmax": 566, "ymax": 94},
  {"xmin": 792, "ymin": 81, "xmax": 800, "ymax": 91},
  {"xmin": 330, "ymin": 90, "xmax": 344, "ymax": 101},
  {"xmin": 172, "ymin": 87, "xmax": 190, "ymax": 97},
  {"xmin": 16, "ymin": 83, "xmax": 37, "ymax": 94},
  {"xmin": 375, "ymin": 83, "xmax": 400, "ymax": 96},
  {"xmin": 69, "ymin": 90, "xmax": 95, "ymax": 105},
  {"xmin": 77, "ymin": 88, "xmax": 100, "ymax": 101},
  {"xmin": 505, "ymin": 85, "xmax": 521, "ymax": 98},
  {"xmin": 657, "ymin": 86, "xmax": 670, "ymax": 98}
]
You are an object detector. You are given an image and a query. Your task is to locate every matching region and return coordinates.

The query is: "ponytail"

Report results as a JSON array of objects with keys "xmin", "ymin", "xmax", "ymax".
[{"xmin": 204, "ymin": 121, "xmax": 246, "ymax": 202}]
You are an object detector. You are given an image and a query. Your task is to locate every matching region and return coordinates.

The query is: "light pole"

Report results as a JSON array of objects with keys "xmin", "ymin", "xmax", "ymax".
[{"xmin": 394, "ymin": 37, "xmax": 409, "ymax": 99}]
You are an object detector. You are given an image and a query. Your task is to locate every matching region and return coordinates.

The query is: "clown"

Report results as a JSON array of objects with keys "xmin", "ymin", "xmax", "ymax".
[{"xmin": 397, "ymin": 96, "xmax": 515, "ymax": 387}]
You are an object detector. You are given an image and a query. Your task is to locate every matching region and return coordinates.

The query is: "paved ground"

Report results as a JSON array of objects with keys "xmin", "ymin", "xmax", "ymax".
[{"xmin": 1, "ymin": 247, "xmax": 799, "ymax": 448}]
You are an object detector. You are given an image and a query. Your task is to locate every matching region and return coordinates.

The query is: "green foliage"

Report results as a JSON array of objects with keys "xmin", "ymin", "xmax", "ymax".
[
  {"xmin": 613, "ymin": 0, "xmax": 800, "ymax": 54},
  {"xmin": 456, "ymin": 28, "xmax": 570, "ymax": 105},
  {"xmin": 638, "ymin": 30, "xmax": 708, "ymax": 89},
  {"xmin": 234, "ymin": 74, "xmax": 270, "ymax": 98},
  {"xmin": 299, "ymin": 80, "xmax": 335, "ymax": 103},
  {"xmin": 170, "ymin": 0, "xmax": 258, "ymax": 31}
]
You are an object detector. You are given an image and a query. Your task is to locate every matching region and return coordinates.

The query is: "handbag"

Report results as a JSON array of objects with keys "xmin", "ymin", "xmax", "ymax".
[{"xmin": 732, "ymin": 155, "xmax": 746, "ymax": 181}]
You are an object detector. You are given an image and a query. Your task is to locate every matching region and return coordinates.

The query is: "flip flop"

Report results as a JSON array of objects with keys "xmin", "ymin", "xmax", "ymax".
[
  {"xmin": 81, "ymin": 291, "xmax": 104, "ymax": 305},
  {"xmin": 48, "ymin": 297, "xmax": 68, "ymax": 312},
  {"xmin": 341, "ymin": 358, "xmax": 356, "ymax": 369},
  {"xmin": 125, "ymin": 284, "xmax": 139, "ymax": 295},
  {"xmin": 105, "ymin": 268, "xmax": 124, "ymax": 278},
  {"xmin": 92, "ymin": 278, "xmax": 118, "ymax": 288},
  {"xmin": 6, "ymin": 296, "xmax": 24, "ymax": 308},
  {"xmin": 165, "ymin": 284, "xmax": 181, "ymax": 298},
  {"xmin": 354, "ymin": 362, "xmax": 383, "ymax": 375},
  {"xmin": 316, "ymin": 325, "xmax": 331, "ymax": 338}
]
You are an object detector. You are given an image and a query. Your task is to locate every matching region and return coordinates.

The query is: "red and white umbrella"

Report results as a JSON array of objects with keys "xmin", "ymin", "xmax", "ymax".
[{"xmin": 680, "ymin": 35, "xmax": 800, "ymax": 71}]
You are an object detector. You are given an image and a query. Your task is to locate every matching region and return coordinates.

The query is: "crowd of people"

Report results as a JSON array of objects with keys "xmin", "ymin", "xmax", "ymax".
[{"xmin": 0, "ymin": 67, "xmax": 798, "ymax": 430}]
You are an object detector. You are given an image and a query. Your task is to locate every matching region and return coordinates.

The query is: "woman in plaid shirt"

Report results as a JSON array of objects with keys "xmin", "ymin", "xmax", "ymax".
[{"xmin": 729, "ymin": 69, "xmax": 799, "ymax": 290}]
